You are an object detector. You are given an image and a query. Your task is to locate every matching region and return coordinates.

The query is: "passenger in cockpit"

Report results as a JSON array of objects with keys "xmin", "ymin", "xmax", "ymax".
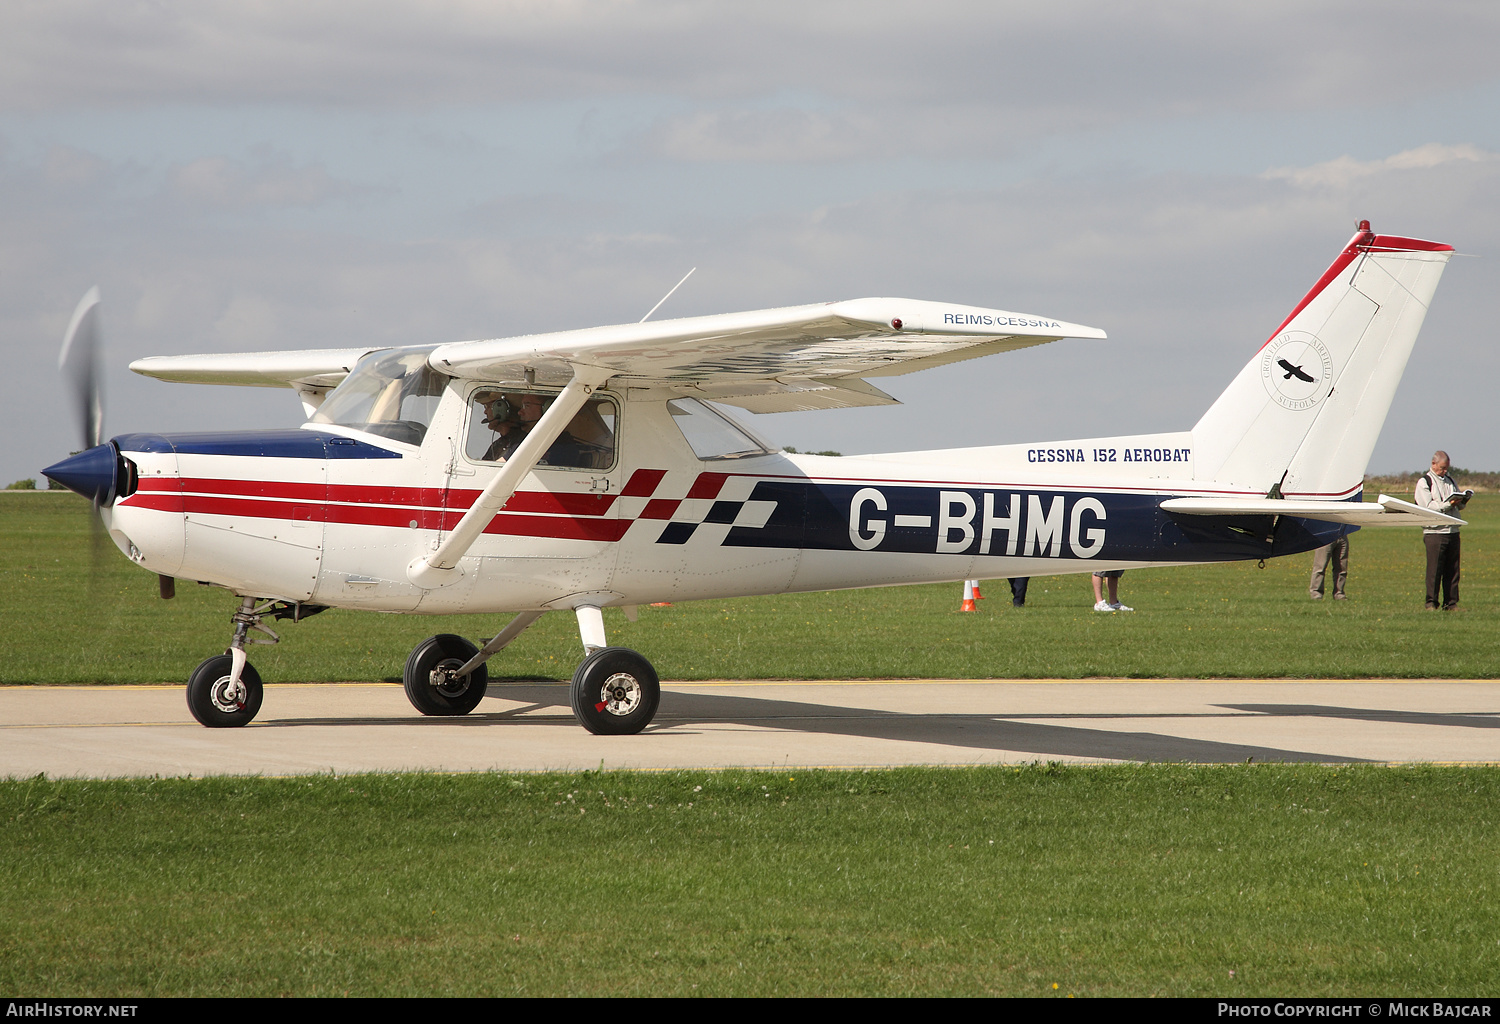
[{"xmin": 476, "ymin": 392, "xmax": 546, "ymax": 462}]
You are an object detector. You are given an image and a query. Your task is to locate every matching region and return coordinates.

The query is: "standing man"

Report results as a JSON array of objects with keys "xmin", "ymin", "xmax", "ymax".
[
  {"xmin": 1008, "ymin": 578, "xmax": 1029, "ymax": 608},
  {"xmin": 1414, "ymin": 450, "xmax": 1472, "ymax": 610},
  {"xmin": 1309, "ymin": 535, "xmax": 1349, "ymax": 600},
  {"xmin": 1092, "ymin": 570, "xmax": 1132, "ymax": 612}
]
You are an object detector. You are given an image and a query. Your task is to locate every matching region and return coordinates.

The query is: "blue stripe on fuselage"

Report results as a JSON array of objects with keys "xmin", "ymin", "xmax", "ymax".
[
  {"xmin": 112, "ymin": 430, "xmax": 402, "ymax": 459},
  {"xmin": 723, "ymin": 480, "xmax": 1349, "ymax": 562}
]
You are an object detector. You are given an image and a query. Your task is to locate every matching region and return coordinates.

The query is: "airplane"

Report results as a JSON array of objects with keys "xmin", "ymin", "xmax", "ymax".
[{"xmin": 42, "ymin": 220, "xmax": 1465, "ymax": 733}]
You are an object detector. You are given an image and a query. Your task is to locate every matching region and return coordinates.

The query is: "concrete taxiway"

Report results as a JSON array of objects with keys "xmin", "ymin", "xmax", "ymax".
[{"xmin": 3, "ymin": 679, "xmax": 1498, "ymax": 778}]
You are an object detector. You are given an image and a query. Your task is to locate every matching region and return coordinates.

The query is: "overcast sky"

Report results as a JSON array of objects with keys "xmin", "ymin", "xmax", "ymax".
[{"xmin": 4, "ymin": 0, "xmax": 1498, "ymax": 488}]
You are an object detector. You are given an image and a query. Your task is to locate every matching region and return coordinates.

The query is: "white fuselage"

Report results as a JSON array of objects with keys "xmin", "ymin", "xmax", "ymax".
[{"xmin": 102, "ymin": 381, "xmax": 1341, "ymax": 615}]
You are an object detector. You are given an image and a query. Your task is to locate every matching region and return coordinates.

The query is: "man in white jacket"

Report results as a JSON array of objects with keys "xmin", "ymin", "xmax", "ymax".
[{"xmin": 1414, "ymin": 451, "xmax": 1472, "ymax": 610}]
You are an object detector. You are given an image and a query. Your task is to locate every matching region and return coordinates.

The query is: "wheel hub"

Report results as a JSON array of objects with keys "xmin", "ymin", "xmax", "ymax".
[
  {"xmin": 598, "ymin": 672, "xmax": 642, "ymax": 716},
  {"xmin": 429, "ymin": 659, "xmax": 471, "ymax": 699},
  {"xmin": 209, "ymin": 675, "xmax": 246, "ymax": 713}
]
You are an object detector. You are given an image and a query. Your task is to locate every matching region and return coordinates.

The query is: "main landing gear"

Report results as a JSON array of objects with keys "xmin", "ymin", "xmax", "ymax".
[{"xmin": 401, "ymin": 604, "xmax": 661, "ymax": 735}]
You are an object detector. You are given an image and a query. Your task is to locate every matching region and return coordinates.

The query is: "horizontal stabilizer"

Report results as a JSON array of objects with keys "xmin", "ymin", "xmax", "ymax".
[{"xmin": 1160, "ymin": 494, "xmax": 1465, "ymax": 528}]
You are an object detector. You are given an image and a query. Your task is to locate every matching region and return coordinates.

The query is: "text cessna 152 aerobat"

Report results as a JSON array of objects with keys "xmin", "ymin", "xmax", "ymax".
[{"xmin": 44, "ymin": 222, "xmax": 1464, "ymax": 733}]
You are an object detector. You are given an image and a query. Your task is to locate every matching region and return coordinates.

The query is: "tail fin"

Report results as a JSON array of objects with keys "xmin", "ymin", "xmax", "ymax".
[{"xmin": 1191, "ymin": 223, "xmax": 1453, "ymax": 497}]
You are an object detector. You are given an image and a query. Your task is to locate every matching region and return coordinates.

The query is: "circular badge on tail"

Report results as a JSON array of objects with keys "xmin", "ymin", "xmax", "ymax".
[{"xmin": 1260, "ymin": 331, "xmax": 1333, "ymax": 411}]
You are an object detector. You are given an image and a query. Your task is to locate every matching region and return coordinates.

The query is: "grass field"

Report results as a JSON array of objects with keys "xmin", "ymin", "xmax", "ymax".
[
  {"xmin": 2, "ymin": 765, "xmax": 1497, "ymax": 997},
  {"xmin": 4, "ymin": 496, "xmax": 1498, "ymax": 997},
  {"xmin": 1, "ymin": 490, "xmax": 1495, "ymax": 684}
]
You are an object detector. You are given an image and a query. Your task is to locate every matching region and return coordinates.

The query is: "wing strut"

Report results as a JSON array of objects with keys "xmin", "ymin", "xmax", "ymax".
[{"xmin": 406, "ymin": 365, "xmax": 614, "ymax": 589}]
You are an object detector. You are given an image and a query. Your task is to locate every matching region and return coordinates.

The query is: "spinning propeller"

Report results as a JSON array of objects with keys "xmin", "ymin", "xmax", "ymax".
[
  {"xmin": 43, "ymin": 288, "xmax": 123, "ymax": 505},
  {"xmin": 43, "ymin": 290, "xmax": 172, "ymax": 598},
  {"xmin": 60, "ymin": 287, "xmax": 104, "ymax": 450}
]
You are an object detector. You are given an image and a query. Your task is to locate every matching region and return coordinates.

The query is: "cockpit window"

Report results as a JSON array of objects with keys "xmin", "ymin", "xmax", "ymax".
[
  {"xmin": 667, "ymin": 399, "xmax": 776, "ymax": 460},
  {"xmin": 465, "ymin": 389, "xmax": 617, "ymax": 471},
  {"xmin": 311, "ymin": 347, "xmax": 446, "ymax": 446}
]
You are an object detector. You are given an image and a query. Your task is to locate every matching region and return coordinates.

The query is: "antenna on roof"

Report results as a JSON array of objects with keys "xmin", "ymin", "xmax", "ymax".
[{"xmin": 640, "ymin": 267, "xmax": 697, "ymax": 323}]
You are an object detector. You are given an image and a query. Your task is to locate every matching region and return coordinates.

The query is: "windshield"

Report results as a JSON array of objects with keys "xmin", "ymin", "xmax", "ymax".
[
  {"xmin": 667, "ymin": 399, "xmax": 776, "ymax": 460},
  {"xmin": 311, "ymin": 347, "xmax": 446, "ymax": 446}
]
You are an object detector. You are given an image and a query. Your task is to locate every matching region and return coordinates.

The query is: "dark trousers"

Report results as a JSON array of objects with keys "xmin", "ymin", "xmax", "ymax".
[
  {"xmin": 1424, "ymin": 533, "xmax": 1461, "ymax": 609},
  {"xmin": 1008, "ymin": 577, "xmax": 1029, "ymax": 607}
]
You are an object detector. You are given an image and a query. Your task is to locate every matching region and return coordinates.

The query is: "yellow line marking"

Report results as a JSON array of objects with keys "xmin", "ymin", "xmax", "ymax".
[{"xmin": 8, "ymin": 678, "xmax": 1500, "ymax": 692}]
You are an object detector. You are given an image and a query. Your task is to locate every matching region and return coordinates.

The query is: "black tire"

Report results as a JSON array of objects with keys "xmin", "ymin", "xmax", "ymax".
[
  {"xmin": 186, "ymin": 655, "xmax": 263, "ymax": 728},
  {"xmin": 569, "ymin": 647, "xmax": 660, "ymax": 735},
  {"xmin": 403, "ymin": 634, "xmax": 488, "ymax": 716}
]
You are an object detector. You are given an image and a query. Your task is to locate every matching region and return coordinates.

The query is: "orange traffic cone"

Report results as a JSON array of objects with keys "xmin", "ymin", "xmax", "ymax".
[
  {"xmin": 971, "ymin": 579, "xmax": 984, "ymax": 600},
  {"xmin": 960, "ymin": 579, "xmax": 977, "ymax": 612}
]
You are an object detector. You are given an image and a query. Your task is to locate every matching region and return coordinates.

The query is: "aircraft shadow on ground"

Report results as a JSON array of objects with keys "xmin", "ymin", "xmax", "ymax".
[
  {"xmin": 1218, "ymin": 704, "xmax": 1500, "ymax": 730},
  {"xmin": 261, "ymin": 685, "xmax": 1367, "ymax": 764}
]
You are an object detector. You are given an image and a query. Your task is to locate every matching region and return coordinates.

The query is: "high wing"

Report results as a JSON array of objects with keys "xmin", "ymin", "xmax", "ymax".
[
  {"xmin": 130, "ymin": 347, "xmax": 380, "ymax": 415},
  {"xmin": 130, "ymin": 347, "xmax": 376, "ymax": 390},
  {"xmin": 1160, "ymin": 495, "xmax": 1465, "ymax": 529},
  {"xmin": 428, "ymin": 298, "xmax": 1106, "ymax": 413},
  {"xmin": 126, "ymin": 299, "xmax": 1104, "ymax": 415}
]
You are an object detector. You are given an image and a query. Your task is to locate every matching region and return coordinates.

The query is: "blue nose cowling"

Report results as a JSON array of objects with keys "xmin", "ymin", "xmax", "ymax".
[{"xmin": 42, "ymin": 442, "xmax": 119, "ymax": 504}]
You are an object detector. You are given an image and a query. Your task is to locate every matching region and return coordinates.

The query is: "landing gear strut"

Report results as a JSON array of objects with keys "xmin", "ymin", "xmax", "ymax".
[
  {"xmin": 186, "ymin": 596, "xmax": 322, "ymax": 728},
  {"xmin": 567, "ymin": 604, "xmax": 660, "ymax": 735},
  {"xmin": 186, "ymin": 596, "xmax": 279, "ymax": 728},
  {"xmin": 186, "ymin": 654, "xmax": 263, "ymax": 727},
  {"xmin": 403, "ymin": 634, "xmax": 488, "ymax": 716},
  {"xmin": 400, "ymin": 611, "xmax": 544, "ymax": 716}
]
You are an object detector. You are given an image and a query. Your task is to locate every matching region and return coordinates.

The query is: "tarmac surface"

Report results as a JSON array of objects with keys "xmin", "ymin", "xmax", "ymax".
[{"xmin": 3, "ymin": 678, "xmax": 1499, "ymax": 778}]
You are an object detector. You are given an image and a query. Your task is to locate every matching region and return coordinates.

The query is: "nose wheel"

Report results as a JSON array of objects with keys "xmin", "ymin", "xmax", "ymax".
[
  {"xmin": 570, "ymin": 647, "xmax": 660, "ymax": 735},
  {"xmin": 187, "ymin": 655, "xmax": 264, "ymax": 728}
]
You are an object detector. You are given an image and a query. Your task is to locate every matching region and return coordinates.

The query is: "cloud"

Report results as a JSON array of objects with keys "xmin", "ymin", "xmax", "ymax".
[
  {"xmin": 170, "ymin": 153, "xmax": 355, "ymax": 208},
  {"xmin": 639, "ymin": 107, "xmax": 883, "ymax": 163},
  {"xmin": 3, "ymin": 2, "xmax": 1498, "ymax": 138},
  {"xmin": 10, "ymin": 147, "xmax": 1494, "ymax": 489},
  {"xmin": 1263, "ymin": 143, "xmax": 1498, "ymax": 190}
]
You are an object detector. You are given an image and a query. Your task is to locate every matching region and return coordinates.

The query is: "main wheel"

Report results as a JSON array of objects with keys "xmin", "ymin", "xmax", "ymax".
[
  {"xmin": 403, "ymin": 634, "xmax": 488, "ymax": 716},
  {"xmin": 569, "ymin": 647, "xmax": 660, "ymax": 735},
  {"xmin": 187, "ymin": 655, "xmax": 264, "ymax": 728}
]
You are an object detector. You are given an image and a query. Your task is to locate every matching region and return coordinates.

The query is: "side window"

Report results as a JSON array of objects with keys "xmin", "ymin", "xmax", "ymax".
[
  {"xmin": 465, "ymin": 390, "xmax": 617, "ymax": 470},
  {"xmin": 666, "ymin": 398, "xmax": 776, "ymax": 460}
]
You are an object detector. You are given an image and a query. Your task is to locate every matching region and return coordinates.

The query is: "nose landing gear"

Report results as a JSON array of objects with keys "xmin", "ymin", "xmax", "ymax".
[
  {"xmin": 187, "ymin": 654, "xmax": 264, "ymax": 727},
  {"xmin": 185, "ymin": 596, "xmax": 323, "ymax": 728}
]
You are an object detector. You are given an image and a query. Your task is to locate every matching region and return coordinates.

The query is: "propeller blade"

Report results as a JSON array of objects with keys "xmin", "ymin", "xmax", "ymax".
[{"xmin": 59, "ymin": 287, "xmax": 104, "ymax": 450}]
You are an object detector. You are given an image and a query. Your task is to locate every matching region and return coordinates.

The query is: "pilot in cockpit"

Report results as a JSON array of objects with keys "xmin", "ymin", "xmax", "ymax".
[
  {"xmin": 472, "ymin": 391, "xmax": 615, "ymax": 469},
  {"xmin": 475, "ymin": 391, "xmax": 546, "ymax": 462}
]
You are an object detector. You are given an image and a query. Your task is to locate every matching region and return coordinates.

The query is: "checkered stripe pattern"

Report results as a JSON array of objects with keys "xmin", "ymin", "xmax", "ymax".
[{"xmin": 617, "ymin": 469, "xmax": 779, "ymax": 545}]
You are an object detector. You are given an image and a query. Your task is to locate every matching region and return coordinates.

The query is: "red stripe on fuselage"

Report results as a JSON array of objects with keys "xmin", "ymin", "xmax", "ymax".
[
  {"xmin": 168, "ymin": 493, "xmax": 630, "ymax": 541},
  {"xmin": 640, "ymin": 499, "xmax": 681, "ymax": 520},
  {"xmin": 148, "ymin": 477, "xmax": 618, "ymax": 516},
  {"xmin": 685, "ymin": 472, "xmax": 729, "ymax": 499},
  {"xmin": 621, "ymin": 468, "xmax": 668, "ymax": 497}
]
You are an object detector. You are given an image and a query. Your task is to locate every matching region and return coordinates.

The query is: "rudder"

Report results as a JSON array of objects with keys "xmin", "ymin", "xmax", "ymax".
[{"xmin": 1191, "ymin": 223, "xmax": 1453, "ymax": 497}]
